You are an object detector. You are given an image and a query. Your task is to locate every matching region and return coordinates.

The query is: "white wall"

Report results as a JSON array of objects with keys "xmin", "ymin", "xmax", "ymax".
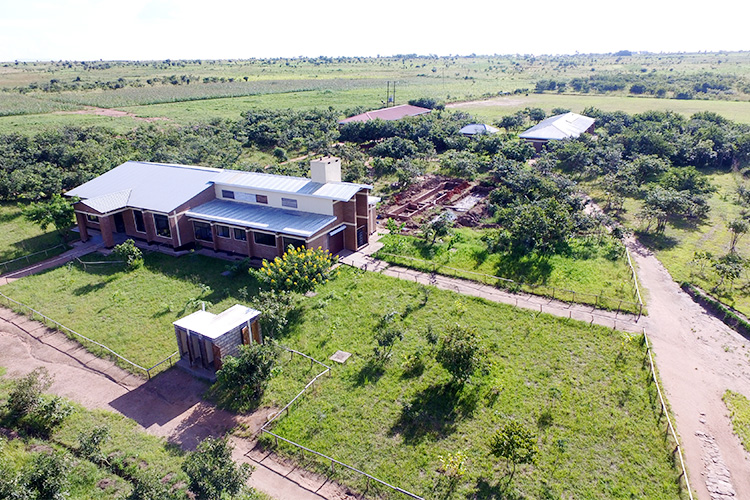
[{"xmin": 214, "ymin": 184, "xmax": 334, "ymax": 216}]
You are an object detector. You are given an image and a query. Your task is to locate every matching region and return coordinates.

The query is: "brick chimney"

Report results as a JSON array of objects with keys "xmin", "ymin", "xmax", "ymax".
[{"xmin": 310, "ymin": 156, "xmax": 341, "ymax": 184}]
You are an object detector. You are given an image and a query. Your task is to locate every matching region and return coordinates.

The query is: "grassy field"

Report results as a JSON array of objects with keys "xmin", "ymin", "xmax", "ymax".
[
  {"xmin": 1, "ymin": 251, "xmax": 261, "ymax": 370},
  {"xmin": 376, "ymin": 229, "xmax": 640, "ymax": 312},
  {"xmin": 260, "ymin": 267, "xmax": 683, "ymax": 499},
  {"xmin": 723, "ymin": 390, "xmax": 750, "ymax": 453},
  {"xmin": 0, "ymin": 203, "xmax": 68, "ymax": 271},
  {"xmin": 0, "ymin": 368, "xmax": 188, "ymax": 499}
]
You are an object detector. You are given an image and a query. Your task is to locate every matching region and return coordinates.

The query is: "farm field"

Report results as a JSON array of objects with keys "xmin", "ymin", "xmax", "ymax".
[
  {"xmin": 260, "ymin": 267, "xmax": 683, "ymax": 499},
  {"xmin": 376, "ymin": 228, "xmax": 640, "ymax": 312}
]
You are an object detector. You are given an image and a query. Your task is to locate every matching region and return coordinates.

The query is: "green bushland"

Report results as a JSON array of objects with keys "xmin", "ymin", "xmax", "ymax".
[
  {"xmin": 723, "ymin": 390, "xmax": 750, "ymax": 453},
  {"xmin": 260, "ymin": 267, "xmax": 685, "ymax": 499},
  {"xmin": 1, "ymin": 251, "xmax": 262, "ymax": 371},
  {"xmin": 376, "ymin": 228, "xmax": 639, "ymax": 312}
]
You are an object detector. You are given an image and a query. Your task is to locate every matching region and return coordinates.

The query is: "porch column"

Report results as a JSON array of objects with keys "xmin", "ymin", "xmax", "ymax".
[
  {"xmin": 246, "ymin": 229, "xmax": 253, "ymax": 257},
  {"xmin": 99, "ymin": 215, "xmax": 115, "ymax": 248},
  {"xmin": 211, "ymin": 223, "xmax": 219, "ymax": 251},
  {"xmin": 75, "ymin": 212, "xmax": 89, "ymax": 242}
]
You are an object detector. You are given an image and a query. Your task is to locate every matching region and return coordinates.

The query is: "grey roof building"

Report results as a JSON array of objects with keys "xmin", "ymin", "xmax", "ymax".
[
  {"xmin": 67, "ymin": 157, "xmax": 378, "ymax": 259},
  {"xmin": 519, "ymin": 112, "xmax": 595, "ymax": 151}
]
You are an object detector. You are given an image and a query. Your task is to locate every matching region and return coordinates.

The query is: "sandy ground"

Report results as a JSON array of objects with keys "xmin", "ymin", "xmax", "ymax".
[
  {"xmin": 0, "ymin": 311, "xmax": 356, "ymax": 500},
  {"xmin": 53, "ymin": 106, "xmax": 169, "ymax": 122}
]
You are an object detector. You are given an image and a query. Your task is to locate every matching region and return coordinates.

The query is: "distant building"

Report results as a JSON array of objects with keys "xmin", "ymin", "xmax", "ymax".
[
  {"xmin": 338, "ymin": 104, "xmax": 431, "ymax": 124},
  {"xmin": 519, "ymin": 112, "xmax": 595, "ymax": 152},
  {"xmin": 459, "ymin": 123, "xmax": 500, "ymax": 136},
  {"xmin": 66, "ymin": 157, "xmax": 378, "ymax": 258}
]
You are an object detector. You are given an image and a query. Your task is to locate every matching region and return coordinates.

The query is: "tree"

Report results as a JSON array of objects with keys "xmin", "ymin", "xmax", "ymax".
[
  {"xmin": 436, "ymin": 324, "xmax": 480, "ymax": 384},
  {"xmin": 22, "ymin": 194, "xmax": 75, "ymax": 242},
  {"xmin": 421, "ymin": 212, "xmax": 454, "ymax": 246},
  {"xmin": 213, "ymin": 343, "xmax": 277, "ymax": 411},
  {"xmin": 112, "ymin": 239, "xmax": 143, "ymax": 270},
  {"xmin": 713, "ymin": 253, "xmax": 745, "ymax": 292},
  {"xmin": 489, "ymin": 420, "xmax": 538, "ymax": 486},
  {"xmin": 728, "ymin": 218, "xmax": 749, "ymax": 254},
  {"xmin": 373, "ymin": 311, "xmax": 404, "ymax": 362},
  {"xmin": 182, "ymin": 436, "xmax": 252, "ymax": 500}
]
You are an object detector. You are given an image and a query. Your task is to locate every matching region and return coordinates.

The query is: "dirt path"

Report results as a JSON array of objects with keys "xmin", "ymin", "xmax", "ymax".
[
  {"xmin": 629, "ymin": 239, "xmax": 750, "ymax": 500},
  {"xmin": 53, "ymin": 106, "xmax": 170, "ymax": 123},
  {"xmin": 0, "ymin": 310, "xmax": 356, "ymax": 500}
]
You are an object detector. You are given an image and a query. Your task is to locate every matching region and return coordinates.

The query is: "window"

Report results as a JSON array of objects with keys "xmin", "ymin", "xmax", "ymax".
[
  {"xmin": 255, "ymin": 194, "xmax": 268, "ymax": 204},
  {"xmin": 221, "ymin": 190, "xmax": 235, "ymax": 199},
  {"xmin": 86, "ymin": 214, "xmax": 99, "ymax": 223},
  {"xmin": 133, "ymin": 210, "xmax": 145, "ymax": 233},
  {"xmin": 281, "ymin": 197, "xmax": 297, "ymax": 209},
  {"xmin": 153, "ymin": 214, "xmax": 171, "ymax": 238},
  {"xmin": 233, "ymin": 228, "xmax": 247, "ymax": 241},
  {"xmin": 193, "ymin": 221, "xmax": 213, "ymax": 241},
  {"xmin": 254, "ymin": 232, "xmax": 276, "ymax": 247},
  {"xmin": 216, "ymin": 225, "xmax": 230, "ymax": 238},
  {"xmin": 282, "ymin": 237, "xmax": 306, "ymax": 250}
]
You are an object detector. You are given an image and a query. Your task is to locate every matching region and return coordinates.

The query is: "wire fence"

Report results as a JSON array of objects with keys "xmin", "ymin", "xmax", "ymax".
[
  {"xmin": 0, "ymin": 291, "xmax": 177, "ymax": 379},
  {"xmin": 260, "ymin": 347, "xmax": 425, "ymax": 500},
  {"xmin": 377, "ymin": 251, "xmax": 643, "ymax": 317},
  {"xmin": 642, "ymin": 329, "xmax": 694, "ymax": 500},
  {"xmin": 0, "ymin": 243, "xmax": 67, "ymax": 274}
]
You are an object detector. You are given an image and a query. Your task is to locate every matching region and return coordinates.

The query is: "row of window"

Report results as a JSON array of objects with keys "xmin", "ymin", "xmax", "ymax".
[
  {"xmin": 221, "ymin": 189, "xmax": 296, "ymax": 209},
  {"xmin": 86, "ymin": 210, "xmax": 170, "ymax": 238},
  {"xmin": 192, "ymin": 221, "xmax": 306, "ymax": 249}
]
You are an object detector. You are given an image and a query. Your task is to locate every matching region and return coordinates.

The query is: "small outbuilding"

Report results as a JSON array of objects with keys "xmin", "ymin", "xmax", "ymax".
[
  {"xmin": 519, "ymin": 112, "xmax": 595, "ymax": 152},
  {"xmin": 459, "ymin": 123, "xmax": 499, "ymax": 136},
  {"xmin": 174, "ymin": 304, "xmax": 262, "ymax": 373}
]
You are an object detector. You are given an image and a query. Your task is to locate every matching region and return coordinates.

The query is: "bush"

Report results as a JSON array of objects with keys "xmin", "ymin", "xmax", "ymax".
[
  {"xmin": 113, "ymin": 239, "xmax": 143, "ymax": 270},
  {"xmin": 489, "ymin": 420, "xmax": 538, "ymax": 483},
  {"xmin": 436, "ymin": 324, "xmax": 480, "ymax": 384},
  {"xmin": 24, "ymin": 450, "xmax": 72, "ymax": 500},
  {"xmin": 256, "ymin": 245, "xmax": 336, "ymax": 293},
  {"xmin": 213, "ymin": 343, "xmax": 278, "ymax": 411},
  {"xmin": 4, "ymin": 367, "xmax": 53, "ymax": 420},
  {"xmin": 182, "ymin": 436, "xmax": 253, "ymax": 500}
]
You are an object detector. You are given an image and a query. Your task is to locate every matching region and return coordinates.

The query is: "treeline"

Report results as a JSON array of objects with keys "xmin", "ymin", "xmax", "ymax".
[{"xmin": 534, "ymin": 72, "xmax": 749, "ymax": 99}]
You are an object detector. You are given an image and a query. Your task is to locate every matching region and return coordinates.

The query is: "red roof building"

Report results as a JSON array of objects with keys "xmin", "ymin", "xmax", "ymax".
[{"xmin": 338, "ymin": 104, "xmax": 431, "ymax": 124}]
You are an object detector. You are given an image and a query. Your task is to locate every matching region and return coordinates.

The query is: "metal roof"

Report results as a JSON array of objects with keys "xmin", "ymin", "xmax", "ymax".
[
  {"xmin": 173, "ymin": 304, "xmax": 261, "ymax": 340},
  {"xmin": 66, "ymin": 161, "xmax": 222, "ymax": 213},
  {"xmin": 186, "ymin": 199, "xmax": 337, "ymax": 238},
  {"xmin": 339, "ymin": 104, "xmax": 431, "ymax": 124},
  {"xmin": 215, "ymin": 170, "xmax": 370, "ymax": 202},
  {"xmin": 519, "ymin": 112, "xmax": 595, "ymax": 141},
  {"xmin": 459, "ymin": 123, "xmax": 500, "ymax": 135}
]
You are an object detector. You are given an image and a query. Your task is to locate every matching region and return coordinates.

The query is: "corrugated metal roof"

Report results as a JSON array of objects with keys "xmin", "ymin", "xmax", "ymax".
[
  {"xmin": 173, "ymin": 304, "xmax": 261, "ymax": 340},
  {"xmin": 459, "ymin": 123, "xmax": 500, "ymax": 135},
  {"xmin": 519, "ymin": 112, "xmax": 595, "ymax": 141},
  {"xmin": 81, "ymin": 189, "xmax": 132, "ymax": 213},
  {"xmin": 186, "ymin": 200, "xmax": 337, "ymax": 238},
  {"xmin": 215, "ymin": 170, "xmax": 370, "ymax": 202},
  {"xmin": 339, "ymin": 104, "xmax": 431, "ymax": 124},
  {"xmin": 67, "ymin": 161, "xmax": 222, "ymax": 213}
]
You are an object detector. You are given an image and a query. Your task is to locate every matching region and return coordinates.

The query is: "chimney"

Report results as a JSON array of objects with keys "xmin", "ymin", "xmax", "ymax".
[{"xmin": 310, "ymin": 156, "xmax": 341, "ymax": 184}]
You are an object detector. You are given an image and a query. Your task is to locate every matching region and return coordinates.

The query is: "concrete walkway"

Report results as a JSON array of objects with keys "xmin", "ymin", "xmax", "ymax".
[
  {"xmin": 338, "ymin": 234, "xmax": 643, "ymax": 333},
  {"xmin": 0, "ymin": 236, "xmax": 104, "ymax": 285}
]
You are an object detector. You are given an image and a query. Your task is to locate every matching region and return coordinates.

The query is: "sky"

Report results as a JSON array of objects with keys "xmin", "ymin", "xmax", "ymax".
[{"xmin": 0, "ymin": 0, "xmax": 747, "ymax": 61}]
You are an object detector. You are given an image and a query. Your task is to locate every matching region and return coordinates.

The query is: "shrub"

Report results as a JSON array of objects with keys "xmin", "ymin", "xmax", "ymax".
[
  {"xmin": 489, "ymin": 420, "xmax": 538, "ymax": 483},
  {"xmin": 256, "ymin": 245, "xmax": 336, "ymax": 293},
  {"xmin": 182, "ymin": 436, "xmax": 253, "ymax": 500},
  {"xmin": 436, "ymin": 324, "xmax": 480, "ymax": 384},
  {"xmin": 24, "ymin": 450, "xmax": 72, "ymax": 500},
  {"xmin": 113, "ymin": 239, "xmax": 143, "ymax": 270},
  {"xmin": 4, "ymin": 367, "xmax": 53, "ymax": 420},
  {"xmin": 213, "ymin": 343, "xmax": 278, "ymax": 411}
]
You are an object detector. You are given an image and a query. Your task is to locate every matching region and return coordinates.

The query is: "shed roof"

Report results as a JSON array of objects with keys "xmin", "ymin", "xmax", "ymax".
[
  {"xmin": 519, "ymin": 112, "xmax": 595, "ymax": 141},
  {"xmin": 339, "ymin": 104, "xmax": 431, "ymax": 124},
  {"xmin": 67, "ymin": 161, "xmax": 222, "ymax": 214},
  {"xmin": 459, "ymin": 123, "xmax": 500, "ymax": 136},
  {"xmin": 174, "ymin": 304, "xmax": 261, "ymax": 340},
  {"xmin": 215, "ymin": 170, "xmax": 370, "ymax": 202},
  {"xmin": 186, "ymin": 199, "xmax": 337, "ymax": 238}
]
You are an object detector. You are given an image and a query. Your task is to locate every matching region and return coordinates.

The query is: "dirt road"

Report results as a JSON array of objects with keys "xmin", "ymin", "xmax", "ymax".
[{"xmin": 0, "ymin": 311, "xmax": 355, "ymax": 500}]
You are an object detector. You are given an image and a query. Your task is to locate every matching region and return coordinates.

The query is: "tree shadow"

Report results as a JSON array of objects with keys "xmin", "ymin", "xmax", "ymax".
[
  {"xmin": 352, "ymin": 358, "xmax": 385, "ymax": 386},
  {"xmin": 634, "ymin": 230, "xmax": 679, "ymax": 251},
  {"xmin": 493, "ymin": 252, "xmax": 552, "ymax": 284},
  {"xmin": 0, "ymin": 233, "xmax": 64, "ymax": 263},
  {"xmin": 389, "ymin": 382, "xmax": 479, "ymax": 444},
  {"xmin": 473, "ymin": 477, "xmax": 522, "ymax": 500},
  {"xmin": 72, "ymin": 275, "xmax": 118, "ymax": 296}
]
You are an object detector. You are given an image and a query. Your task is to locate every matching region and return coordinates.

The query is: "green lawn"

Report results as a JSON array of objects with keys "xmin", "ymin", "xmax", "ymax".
[
  {"xmin": 1, "ymin": 251, "xmax": 262, "ymax": 370},
  {"xmin": 260, "ymin": 267, "xmax": 684, "ymax": 499},
  {"xmin": 376, "ymin": 229, "xmax": 640, "ymax": 312},
  {"xmin": 0, "ymin": 203, "xmax": 68, "ymax": 271},
  {"xmin": 723, "ymin": 390, "xmax": 750, "ymax": 453}
]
